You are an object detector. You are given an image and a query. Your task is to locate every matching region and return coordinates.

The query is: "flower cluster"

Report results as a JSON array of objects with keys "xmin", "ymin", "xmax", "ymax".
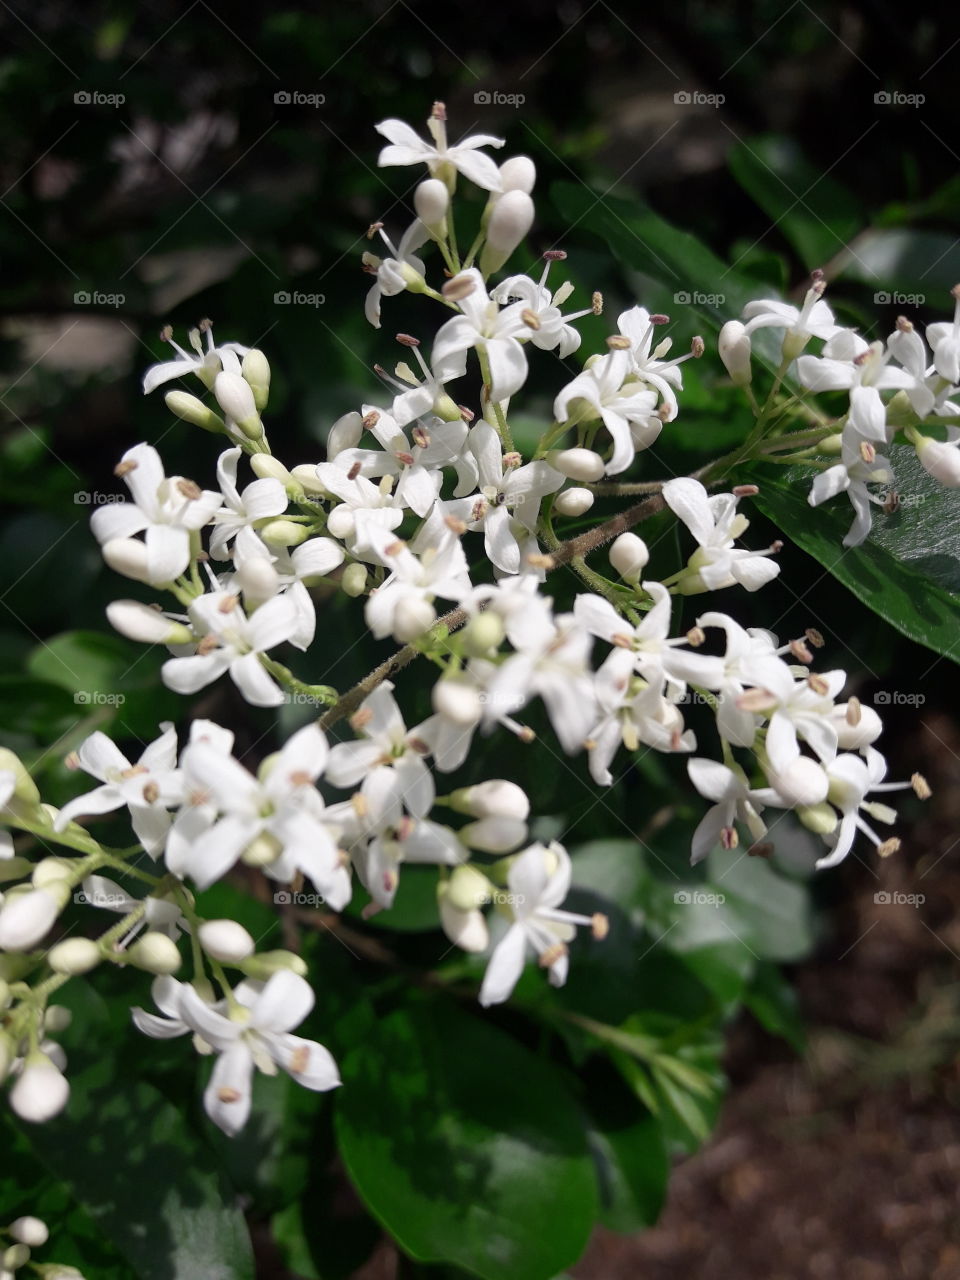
[
  {"xmin": 0, "ymin": 1214, "xmax": 83, "ymax": 1280},
  {"xmin": 0, "ymin": 103, "xmax": 938, "ymax": 1140}
]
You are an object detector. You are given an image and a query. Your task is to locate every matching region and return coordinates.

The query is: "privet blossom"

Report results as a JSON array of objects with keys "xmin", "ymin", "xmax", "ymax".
[{"xmin": 0, "ymin": 102, "xmax": 942, "ymax": 1142}]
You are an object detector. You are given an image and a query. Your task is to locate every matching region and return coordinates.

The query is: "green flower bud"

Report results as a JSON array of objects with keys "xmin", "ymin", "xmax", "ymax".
[{"xmin": 164, "ymin": 390, "xmax": 226, "ymax": 434}]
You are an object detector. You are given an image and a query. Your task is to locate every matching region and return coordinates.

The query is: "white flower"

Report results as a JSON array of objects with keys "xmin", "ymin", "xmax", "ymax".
[
  {"xmin": 492, "ymin": 258, "xmax": 594, "ymax": 358},
  {"xmin": 209, "ymin": 448, "xmax": 288, "ymax": 560},
  {"xmin": 55, "ymin": 727, "xmax": 180, "ymax": 857},
  {"xmin": 687, "ymin": 758, "xmax": 768, "ymax": 863},
  {"xmin": 141, "ymin": 321, "xmax": 248, "ymax": 395},
  {"xmin": 363, "ymin": 524, "xmax": 472, "ymax": 643},
  {"xmin": 363, "ymin": 219, "xmax": 430, "ymax": 328},
  {"xmin": 478, "ymin": 842, "xmax": 601, "ymax": 1006},
  {"xmin": 815, "ymin": 746, "xmax": 921, "ymax": 869},
  {"xmin": 663, "ymin": 477, "xmax": 781, "ymax": 592},
  {"xmin": 9, "ymin": 1053, "xmax": 70, "ymax": 1123},
  {"xmin": 326, "ymin": 682, "xmax": 435, "ymax": 818},
  {"xmin": 796, "ymin": 337, "xmax": 914, "ymax": 397},
  {"xmin": 92, "ymin": 443, "xmax": 222, "ymax": 585},
  {"xmin": 808, "ymin": 391, "xmax": 893, "ymax": 547},
  {"xmin": 79, "ymin": 874, "xmax": 183, "ymax": 945},
  {"xmin": 742, "ymin": 278, "xmax": 841, "ymax": 354},
  {"xmin": 432, "ymin": 269, "xmax": 531, "ymax": 400},
  {"xmin": 313, "ymin": 462, "xmax": 403, "ymax": 559},
  {"xmin": 616, "ymin": 305, "xmax": 698, "ymax": 420},
  {"xmin": 162, "ymin": 590, "xmax": 299, "ymax": 707},
  {"xmin": 376, "ymin": 108, "xmax": 504, "ymax": 192},
  {"xmin": 925, "ymin": 286, "xmax": 960, "ymax": 383},
  {"xmin": 909, "ymin": 426, "xmax": 960, "ymax": 488},
  {"xmin": 553, "ymin": 349, "xmax": 661, "ymax": 476},
  {"xmin": 177, "ymin": 970, "xmax": 340, "ymax": 1135},
  {"xmin": 335, "ymin": 406, "xmax": 469, "ymax": 518}
]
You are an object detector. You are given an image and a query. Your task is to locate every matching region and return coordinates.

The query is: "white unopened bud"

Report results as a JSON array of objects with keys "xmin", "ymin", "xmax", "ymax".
[
  {"xmin": 9, "ymin": 1053, "xmax": 70, "ymax": 1123},
  {"xmin": 480, "ymin": 191, "xmax": 535, "ymax": 275},
  {"xmin": 341, "ymin": 562, "xmax": 368, "ymax": 597},
  {"xmin": 5, "ymin": 1242, "xmax": 31, "ymax": 1269},
  {"xmin": 446, "ymin": 864, "xmax": 494, "ymax": 911},
  {"xmin": 609, "ymin": 532, "xmax": 649, "ymax": 582},
  {"xmin": 460, "ymin": 817, "xmax": 527, "ymax": 853},
  {"xmin": 796, "ymin": 802, "xmax": 838, "ymax": 836},
  {"xmin": 553, "ymin": 447, "xmax": 605, "ymax": 482},
  {"xmin": 43, "ymin": 1005, "xmax": 71, "ymax": 1034},
  {"xmin": 832, "ymin": 702, "xmax": 883, "ymax": 750},
  {"xmin": 106, "ymin": 600, "xmax": 193, "ymax": 645},
  {"xmin": 432, "ymin": 679, "xmax": 482, "ymax": 726},
  {"xmin": 413, "ymin": 178, "xmax": 449, "ymax": 230},
  {"xmin": 242, "ymin": 349, "xmax": 271, "ymax": 411},
  {"xmin": 326, "ymin": 505, "xmax": 356, "ymax": 541},
  {"xmin": 718, "ymin": 320, "xmax": 752, "ymax": 386},
  {"xmin": 554, "ymin": 486, "xmax": 594, "ymax": 517},
  {"xmin": 438, "ymin": 889, "xmax": 489, "ymax": 953},
  {"xmin": 250, "ymin": 454, "xmax": 293, "ymax": 485},
  {"xmin": 392, "ymin": 596, "xmax": 436, "ymax": 642},
  {"xmin": 327, "ymin": 412, "xmax": 364, "ymax": 458},
  {"xmin": 767, "ymin": 758, "xmax": 829, "ymax": 807},
  {"xmin": 451, "ymin": 780, "xmax": 530, "ymax": 822},
  {"xmin": 214, "ymin": 371, "xmax": 262, "ymax": 439},
  {"xmin": 101, "ymin": 538, "xmax": 152, "ymax": 583},
  {"xmin": 0, "ymin": 885, "xmax": 67, "ymax": 951},
  {"xmin": 291, "ymin": 463, "xmax": 328, "ymax": 496},
  {"xmin": 31, "ymin": 858, "xmax": 72, "ymax": 888},
  {"xmin": 47, "ymin": 937, "xmax": 101, "ymax": 975},
  {"xmin": 239, "ymin": 949, "xmax": 307, "ymax": 979},
  {"xmin": 461, "ymin": 610, "xmax": 505, "ymax": 656},
  {"xmin": 128, "ymin": 932, "xmax": 182, "ymax": 975},
  {"xmin": 498, "ymin": 155, "xmax": 536, "ymax": 194},
  {"xmin": 9, "ymin": 1216, "xmax": 49, "ymax": 1247},
  {"xmin": 236, "ymin": 556, "xmax": 280, "ymax": 607},
  {"xmin": 198, "ymin": 919, "xmax": 255, "ymax": 965},
  {"xmin": 259, "ymin": 519, "xmax": 309, "ymax": 548},
  {"xmin": 913, "ymin": 434, "xmax": 960, "ymax": 487},
  {"xmin": 164, "ymin": 390, "xmax": 225, "ymax": 434}
]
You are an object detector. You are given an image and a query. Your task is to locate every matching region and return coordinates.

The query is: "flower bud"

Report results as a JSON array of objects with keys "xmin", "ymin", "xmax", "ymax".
[
  {"xmin": 392, "ymin": 596, "xmax": 436, "ymax": 643},
  {"xmin": 432, "ymin": 679, "xmax": 482, "ymax": 727},
  {"xmin": 47, "ymin": 937, "xmax": 101, "ymax": 975},
  {"xmin": 0, "ymin": 1030, "xmax": 14, "ymax": 1083},
  {"xmin": 0, "ymin": 858, "xmax": 33, "ymax": 884},
  {"xmin": 460, "ymin": 817, "xmax": 527, "ymax": 853},
  {"xmin": 128, "ymin": 932, "xmax": 182, "ymax": 976},
  {"xmin": 4, "ymin": 1242, "xmax": 30, "ymax": 1269},
  {"xmin": 438, "ymin": 887, "xmax": 489, "ymax": 953},
  {"xmin": 819, "ymin": 433, "xmax": 844, "ymax": 456},
  {"xmin": 31, "ymin": 857, "xmax": 73, "ymax": 889},
  {"xmin": 413, "ymin": 178, "xmax": 449, "ymax": 231},
  {"xmin": 106, "ymin": 601, "xmax": 193, "ymax": 646},
  {"xmin": 480, "ymin": 191, "xmax": 535, "ymax": 275},
  {"xmin": 241, "ymin": 349, "xmax": 271, "ymax": 411},
  {"xmin": 498, "ymin": 155, "xmax": 536, "ymax": 194},
  {"xmin": 240, "ymin": 833, "xmax": 282, "ymax": 868},
  {"xmin": 259, "ymin": 519, "xmax": 309, "ymax": 548},
  {"xmin": 832, "ymin": 702, "xmax": 883, "ymax": 750},
  {"xmin": 239, "ymin": 949, "xmax": 308, "ymax": 979},
  {"xmin": 250, "ymin": 454, "xmax": 294, "ymax": 487},
  {"xmin": 554, "ymin": 486, "xmax": 594, "ymax": 517},
  {"xmin": 461, "ymin": 611, "xmax": 505, "ymax": 656},
  {"xmin": 796, "ymin": 802, "xmax": 838, "ymax": 836},
  {"xmin": 327, "ymin": 411, "xmax": 364, "ymax": 459},
  {"xmin": 326, "ymin": 506, "xmax": 356, "ymax": 541},
  {"xmin": 718, "ymin": 320, "xmax": 752, "ymax": 386},
  {"xmin": 198, "ymin": 919, "xmax": 255, "ymax": 965},
  {"xmin": 101, "ymin": 538, "xmax": 152, "ymax": 584},
  {"xmin": 235, "ymin": 556, "xmax": 280, "ymax": 608},
  {"xmin": 450, "ymin": 780, "xmax": 530, "ymax": 822},
  {"xmin": 0, "ymin": 749, "xmax": 40, "ymax": 806},
  {"xmin": 609, "ymin": 532, "xmax": 649, "ymax": 582},
  {"xmin": 446, "ymin": 864, "xmax": 494, "ymax": 912},
  {"xmin": 0, "ymin": 885, "xmax": 68, "ymax": 951},
  {"xmin": 9, "ymin": 1216, "xmax": 48, "ymax": 1247},
  {"xmin": 164, "ymin": 390, "xmax": 225, "ymax": 434},
  {"xmin": 10, "ymin": 1053, "xmax": 70, "ymax": 1123},
  {"xmin": 552, "ymin": 447, "xmax": 605, "ymax": 482},
  {"xmin": 291, "ymin": 464, "xmax": 329, "ymax": 496},
  {"xmin": 767, "ymin": 757, "xmax": 829, "ymax": 807},
  {"xmin": 913, "ymin": 435, "xmax": 960, "ymax": 488},
  {"xmin": 341, "ymin": 563, "xmax": 368, "ymax": 597},
  {"xmin": 214, "ymin": 371, "xmax": 262, "ymax": 440},
  {"xmin": 44, "ymin": 1005, "xmax": 71, "ymax": 1034}
]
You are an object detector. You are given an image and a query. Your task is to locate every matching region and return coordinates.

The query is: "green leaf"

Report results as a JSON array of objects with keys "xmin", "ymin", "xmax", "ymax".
[
  {"xmin": 837, "ymin": 228, "xmax": 960, "ymax": 298},
  {"xmin": 335, "ymin": 998, "xmax": 598, "ymax": 1280},
  {"xmin": 728, "ymin": 135, "xmax": 862, "ymax": 269},
  {"xmin": 746, "ymin": 452, "xmax": 960, "ymax": 664},
  {"xmin": 585, "ymin": 1093, "xmax": 668, "ymax": 1233},
  {"xmin": 705, "ymin": 848, "xmax": 814, "ymax": 963},
  {"xmin": 743, "ymin": 962, "xmax": 806, "ymax": 1053}
]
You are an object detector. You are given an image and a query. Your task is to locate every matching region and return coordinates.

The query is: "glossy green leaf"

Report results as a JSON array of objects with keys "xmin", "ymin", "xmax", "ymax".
[{"xmin": 335, "ymin": 998, "xmax": 597, "ymax": 1280}]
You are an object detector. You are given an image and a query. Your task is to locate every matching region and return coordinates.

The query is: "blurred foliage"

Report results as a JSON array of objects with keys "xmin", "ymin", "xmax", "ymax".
[{"xmin": 2, "ymin": 1, "xmax": 959, "ymax": 1276}]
